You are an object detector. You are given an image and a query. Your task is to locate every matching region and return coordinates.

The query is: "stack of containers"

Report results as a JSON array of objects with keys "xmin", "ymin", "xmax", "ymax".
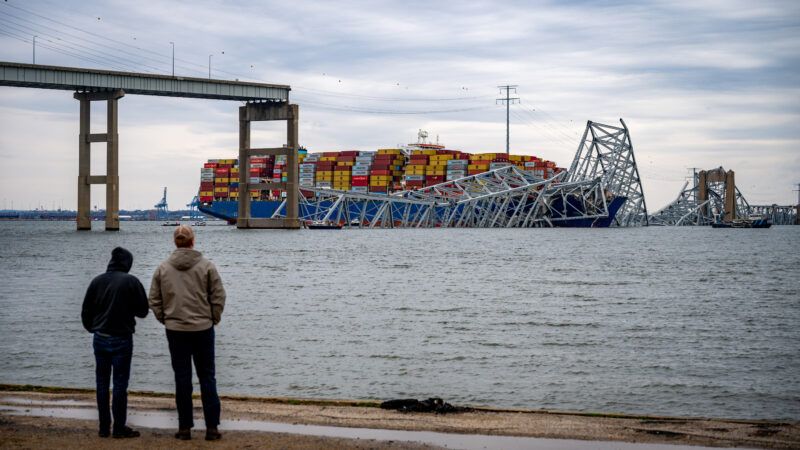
[
  {"xmin": 468, "ymin": 153, "xmax": 491, "ymax": 175},
  {"xmin": 368, "ymin": 149, "xmax": 389, "ymax": 193},
  {"xmin": 199, "ymin": 161, "xmax": 215, "ymax": 202},
  {"xmin": 405, "ymin": 151, "xmax": 428, "ymax": 189},
  {"xmin": 272, "ymin": 155, "xmax": 287, "ymax": 199},
  {"xmin": 229, "ymin": 165, "xmax": 240, "ymax": 200},
  {"xmin": 426, "ymin": 151, "xmax": 451, "ymax": 186},
  {"xmin": 375, "ymin": 149, "xmax": 404, "ymax": 191},
  {"xmin": 299, "ymin": 153, "xmax": 318, "ymax": 196},
  {"xmin": 214, "ymin": 163, "xmax": 230, "ymax": 200},
  {"xmin": 351, "ymin": 151, "xmax": 373, "ymax": 194},
  {"xmin": 316, "ymin": 152, "xmax": 336, "ymax": 189},
  {"xmin": 446, "ymin": 156, "xmax": 468, "ymax": 181},
  {"xmin": 334, "ymin": 151, "xmax": 356, "ymax": 190}
]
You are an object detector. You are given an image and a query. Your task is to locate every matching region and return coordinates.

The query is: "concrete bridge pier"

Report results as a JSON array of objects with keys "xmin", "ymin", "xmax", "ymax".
[
  {"xmin": 74, "ymin": 89, "xmax": 125, "ymax": 231},
  {"xmin": 237, "ymin": 102, "xmax": 301, "ymax": 229}
]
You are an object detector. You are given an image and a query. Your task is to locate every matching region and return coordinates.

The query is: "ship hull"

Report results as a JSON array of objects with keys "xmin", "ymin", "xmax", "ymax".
[{"xmin": 199, "ymin": 195, "xmax": 627, "ymax": 228}]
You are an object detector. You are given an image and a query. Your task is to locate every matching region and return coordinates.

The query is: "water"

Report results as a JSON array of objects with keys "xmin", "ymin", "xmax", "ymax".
[{"xmin": 0, "ymin": 221, "xmax": 798, "ymax": 420}]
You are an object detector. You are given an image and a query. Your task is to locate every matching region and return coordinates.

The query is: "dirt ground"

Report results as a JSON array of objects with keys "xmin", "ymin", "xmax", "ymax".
[{"xmin": 1, "ymin": 386, "xmax": 798, "ymax": 449}]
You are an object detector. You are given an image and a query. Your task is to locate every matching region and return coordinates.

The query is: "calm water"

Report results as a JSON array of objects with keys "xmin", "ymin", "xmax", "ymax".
[{"xmin": 0, "ymin": 221, "xmax": 798, "ymax": 420}]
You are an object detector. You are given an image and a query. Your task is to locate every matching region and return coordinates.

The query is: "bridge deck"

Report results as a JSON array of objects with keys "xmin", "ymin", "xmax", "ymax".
[{"xmin": 0, "ymin": 61, "xmax": 289, "ymax": 101}]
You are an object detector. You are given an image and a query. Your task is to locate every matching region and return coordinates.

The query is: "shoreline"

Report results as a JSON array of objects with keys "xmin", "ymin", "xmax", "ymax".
[{"xmin": 1, "ymin": 384, "xmax": 798, "ymax": 449}]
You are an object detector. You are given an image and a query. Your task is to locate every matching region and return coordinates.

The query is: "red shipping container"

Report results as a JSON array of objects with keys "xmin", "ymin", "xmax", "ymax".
[
  {"xmin": 199, "ymin": 196, "xmax": 214, "ymax": 202},
  {"xmin": 217, "ymin": 191, "xmax": 229, "ymax": 198},
  {"xmin": 340, "ymin": 150, "xmax": 359, "ymax": 156},
  {"xmin": 352, "ymin": 175, "xmax": 369, "ymax": 182},
  {"xmin": 369, "ymin": 186, "xmax": 388, "ymax": 192},
  {"xmin": 200, "ymin": 182, "xmax": 214, "ymax": 190},
  {"xmin": 322, "ymin": 151, "xmax": 339, "ymax": 157},
  {"xmin": 337, "ymin": 156, "xmax": 356, "ymax": 162},
  {"xmin": 334, "ymin": 165, "xmax": 351, "ymax": 172},
  {"xmin": 370, "ymin": 164, "xmax": 391, "ymax": 170},
  {"xmin": 410, "ymin": 154, "xmax": 428, "ymax": 160},
  {"xmin": 204, "ymin": 163, "xmax": 218, "ymax": 168},
  {"xmin": 407, "ymin": 160, "xmax": 427, "ymax": 165},
  {"xmin": 352, "ymin": 180, "xmax": 368, "ymax": 187}
]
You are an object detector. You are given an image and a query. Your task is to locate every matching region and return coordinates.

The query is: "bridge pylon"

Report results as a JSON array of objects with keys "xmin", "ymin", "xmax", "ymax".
[
  {"xmin": 74, "ymin": 89, "xmax": 125, "ymax": 231},
  {"xmin": 237, "ymin": 102, "xmax": 301, "ymax": 229}
]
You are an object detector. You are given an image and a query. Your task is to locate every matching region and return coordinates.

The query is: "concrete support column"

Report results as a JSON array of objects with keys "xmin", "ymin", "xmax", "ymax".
[
  {"xmin": 73, "ymin": 89, "xmax": 124, "ymax": 231},
  {"xmin": 77, "ymin": 98, "xmax": 91, "ymax": 230},
  {"xmin": 724, "ymin": 170, "xmax": 736, "ymax": 222},
  {"xmin": 697, "ymin": 171, "xmax": 708, "ymax": 220},
  {"xmin": 285, "ymin": 104, "xmax": 299, "ymax": 222},
  {"xmin": 106, "ymin": 97, "xmax": 120, "ymax": 230},
  {"xmin": 236, "ymin": 102, "xmax": 300, "ymax": 229},
  {"xmin": 237, "ymin": 106, "xmax": 251, "ymax": 223}
]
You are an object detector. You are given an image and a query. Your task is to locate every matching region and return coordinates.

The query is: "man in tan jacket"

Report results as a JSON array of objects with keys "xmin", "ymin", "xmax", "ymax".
[{"xmin": 149, "ymin": 225, "xmax": 225, "ymax": 441}]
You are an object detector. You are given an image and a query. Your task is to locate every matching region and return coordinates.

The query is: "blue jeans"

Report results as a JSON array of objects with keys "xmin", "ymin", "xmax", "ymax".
[
  {"xmin": 93, "ymin": 333, "xmax": 133, "ymax": 433},
  {"xmin": 166, "ymin": 327, "xmax": 220, "ymax": 429}
]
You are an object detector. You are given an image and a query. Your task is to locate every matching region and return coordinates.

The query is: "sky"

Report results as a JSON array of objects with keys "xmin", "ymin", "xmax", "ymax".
[{"xmin": 0, "ymin": 0, "xmax": 798, "ymax": 211}]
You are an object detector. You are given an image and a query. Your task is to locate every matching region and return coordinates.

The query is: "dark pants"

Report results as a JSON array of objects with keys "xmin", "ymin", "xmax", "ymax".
[
  {"xmin": 166, "ymin": 327, "xmax": 220, "ymax": 429},
  {"xmin": 93, "ymin": 333, "xmax": 133, "ymax": 433}
]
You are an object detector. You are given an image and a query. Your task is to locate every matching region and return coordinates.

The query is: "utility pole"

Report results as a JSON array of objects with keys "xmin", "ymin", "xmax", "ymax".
[
  {"xmin": 496, "ymin": 85, "xmax": 519, "ymax": 155},
  {"xmin": 208, "ymin": 54, "xmax": 212, "ymax": 79},
  {"xmin": 170, "ymin": 42, "xmax": 174, "ymax": 76}
]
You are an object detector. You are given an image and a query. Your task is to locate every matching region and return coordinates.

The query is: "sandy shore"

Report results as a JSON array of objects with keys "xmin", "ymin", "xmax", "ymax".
[{"xmin": 0, "ymin": 385, "xmax": 798, "ymax": 449}]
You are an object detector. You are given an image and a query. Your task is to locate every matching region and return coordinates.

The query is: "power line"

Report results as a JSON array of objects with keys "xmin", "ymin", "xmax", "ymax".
[
  {"xmin": 291, "ymin": 96, "xmax": 492, "ymax": 115},
  {"xmin": 0, "ymin": 15, "xmax": 163, "ymax": 73}
]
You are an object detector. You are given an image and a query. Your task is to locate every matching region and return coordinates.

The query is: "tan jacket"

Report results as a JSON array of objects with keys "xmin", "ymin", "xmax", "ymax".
[{"xmin": 149, "ymin": 249, "xmax": 226, "ymax": 332}]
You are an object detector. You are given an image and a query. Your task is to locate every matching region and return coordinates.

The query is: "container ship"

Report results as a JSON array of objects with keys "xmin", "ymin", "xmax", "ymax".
[{"xmin": 198, "ymin": 138, "xmax": 570, "ymax": 224}]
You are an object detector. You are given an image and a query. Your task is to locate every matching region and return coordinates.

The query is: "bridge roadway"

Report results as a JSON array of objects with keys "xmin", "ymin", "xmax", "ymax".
[{"xmin": 0, "ymin": 61, "xmax": 299, "ymax": 230}]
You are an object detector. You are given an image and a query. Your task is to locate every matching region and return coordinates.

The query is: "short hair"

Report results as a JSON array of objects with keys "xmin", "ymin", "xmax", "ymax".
[{"xmin": 173, "ymin": 224, "xmax": 195, "ymax": 248}]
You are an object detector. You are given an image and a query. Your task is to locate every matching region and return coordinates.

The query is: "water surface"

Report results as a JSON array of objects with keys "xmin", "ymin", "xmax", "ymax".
[{"xmin": 0, "ymin": 221, "xmax": 797, "ymax": 419}]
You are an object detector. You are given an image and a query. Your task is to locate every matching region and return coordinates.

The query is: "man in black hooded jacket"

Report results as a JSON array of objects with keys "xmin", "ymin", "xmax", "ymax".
[{"xmin": 81, "ymin": 247, "xmax": 149, "ymax": 439}]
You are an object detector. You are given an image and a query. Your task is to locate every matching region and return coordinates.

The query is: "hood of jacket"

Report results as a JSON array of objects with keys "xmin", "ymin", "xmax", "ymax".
[
  {"xmin": 168, "ymin": 248, "xmax": 203, "ymax": 271},
  {"xmin": 107, "ymin": 247, "xmax": 133, "ymax": 273}
]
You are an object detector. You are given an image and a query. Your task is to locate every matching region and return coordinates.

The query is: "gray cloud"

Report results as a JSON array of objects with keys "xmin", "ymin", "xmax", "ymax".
[{"xmin": 1, "ymin": 0, "xmax": 798, "ymax": 210}]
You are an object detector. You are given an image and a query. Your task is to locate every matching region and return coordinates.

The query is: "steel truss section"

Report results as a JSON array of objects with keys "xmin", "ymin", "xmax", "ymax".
[
  {"xmin": 566, "ymin": 119, "xmax": 649, "ymax": 226},
  {"xmin": 748, "ymin": 205, "xmax": 798, "ymax": 225},
  {"xmin": 649, "ymin": 168, "xmax": 755, "ymax": 226},
  {"xmin": 297, "ymin": 166, "xmax": 571, "ymax": 228}
]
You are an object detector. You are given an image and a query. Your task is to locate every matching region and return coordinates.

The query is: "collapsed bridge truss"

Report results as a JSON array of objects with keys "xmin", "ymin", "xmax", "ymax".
[
  {"xmin": 649, "ymin": 168, "xmax": 798, "ymax": 226},
  {"xmin": 270, "ymin": 119, "xmax": 648, "ymax": 228}
]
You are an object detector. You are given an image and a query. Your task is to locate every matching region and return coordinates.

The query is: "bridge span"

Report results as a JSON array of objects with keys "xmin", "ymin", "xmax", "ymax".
[{"xmin": 0, "ymin": 61, "xmax": 300, "ymax": 230}]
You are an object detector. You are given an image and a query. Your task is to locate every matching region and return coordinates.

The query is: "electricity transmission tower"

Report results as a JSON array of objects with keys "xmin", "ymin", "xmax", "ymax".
[{"xmin": 497, "ymin": 85, "xmax": 519, "ymax": 154}]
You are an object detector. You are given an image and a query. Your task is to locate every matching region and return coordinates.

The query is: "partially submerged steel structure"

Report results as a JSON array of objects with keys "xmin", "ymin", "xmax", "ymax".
[
  {"xmin": 0, "ymin": 61, "xmax": 299, "ymax": 230},
  {"xmin": 649, "ymin": 167, "xmax": 798, "ymax": 225},
  {"xmin": 264, "ymin": 119, "xmax": 647, "ymax": 228}
]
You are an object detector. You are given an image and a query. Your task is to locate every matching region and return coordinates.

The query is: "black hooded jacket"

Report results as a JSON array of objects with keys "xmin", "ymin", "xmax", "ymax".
[{"xmin": 81, "ymin": 247, "xmax": 149, "ymax": 335}]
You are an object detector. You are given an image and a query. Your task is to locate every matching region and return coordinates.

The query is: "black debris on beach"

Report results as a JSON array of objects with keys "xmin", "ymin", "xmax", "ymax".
[{"xmin": 380, "ymin": 398, "xmax": 471, "ymax": 414}]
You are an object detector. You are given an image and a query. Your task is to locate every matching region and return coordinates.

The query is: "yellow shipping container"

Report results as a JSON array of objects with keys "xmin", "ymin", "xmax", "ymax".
[
  {"xmin": 392, "ymin": 170, "xmax": 404, "ymax": 177},
  {"xmin": 430, "ymin": 154, "xmax": 453, "ymax": 161},
  {"xmin": 468, "ymin": 164, "xmax": 489, "ymax": 170},
  {"xmin": 370, "ymin": 180, "xmax": 390, "ymax": 186},
  {"xmin": 215, "ymin": 177, "xmax": 229, "ymax": 183},
  {"xmin": 377, "ymin": 148, "xmax": 402, "ymax": 154},
  {"xmin": 200, "ymin": 191, "xmax": 214, "ymax": 197},
  {"xmin": 320, "ymin": 156, "xmax": 337, "ymax": 162},
  {"xmin": 230, "ymin": 192, "xmax": 239, "ymax": 198},
  {"xmin": 509, "ymin": 155, "xmax": 523, "ymax": 162},
  {"xmin": 214, "ymin": 187, "xmax": 229, "ymax": 193},
  {"xmin": 370, "ymin": 175, "xmax": 391, "ymax": 181}
]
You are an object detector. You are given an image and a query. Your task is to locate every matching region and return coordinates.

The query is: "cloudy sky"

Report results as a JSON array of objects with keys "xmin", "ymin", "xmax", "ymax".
[{"xmin": 1, "ymin": 0, "xmax": 798, "ymax": 211}]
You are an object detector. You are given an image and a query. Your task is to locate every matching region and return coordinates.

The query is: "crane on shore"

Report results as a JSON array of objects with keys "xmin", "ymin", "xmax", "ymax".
[{"xmin": 155, "ymin": 187, "xmax": 168, "ymax": 220}]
